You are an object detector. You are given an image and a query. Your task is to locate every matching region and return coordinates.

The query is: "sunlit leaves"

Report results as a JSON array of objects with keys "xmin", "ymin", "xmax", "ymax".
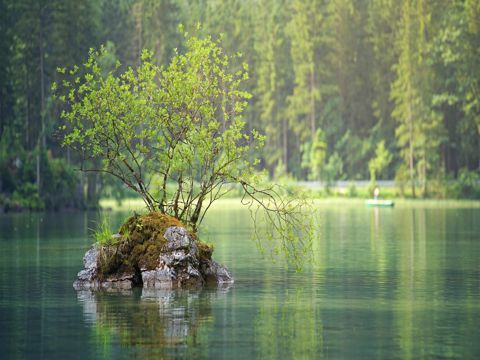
[{"xmin": 57, "ymin": 34, "xmax": 257, "ymax": 226}]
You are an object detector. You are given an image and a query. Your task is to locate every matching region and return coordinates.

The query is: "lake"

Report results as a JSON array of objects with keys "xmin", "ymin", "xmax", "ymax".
[{"xmin": 1, "ymin": 200, "xmax": 479, "ymax": 359}]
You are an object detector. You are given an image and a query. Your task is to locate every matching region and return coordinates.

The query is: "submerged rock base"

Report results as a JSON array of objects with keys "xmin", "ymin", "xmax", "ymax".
[{"xmin": 74, "ymin": 213, "xmax": 233, "ymax": 290}]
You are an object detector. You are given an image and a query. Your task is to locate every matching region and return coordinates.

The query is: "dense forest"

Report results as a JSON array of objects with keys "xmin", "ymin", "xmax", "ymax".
[{"xmin": 1, "ymin": 0, "xmax": 479, "ymax": 210}]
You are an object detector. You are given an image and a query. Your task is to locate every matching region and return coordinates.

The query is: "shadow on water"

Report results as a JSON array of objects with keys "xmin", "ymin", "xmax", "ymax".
[{"xmin": 75, "ymin": 284, "xmax": 233, "ymax": 358}]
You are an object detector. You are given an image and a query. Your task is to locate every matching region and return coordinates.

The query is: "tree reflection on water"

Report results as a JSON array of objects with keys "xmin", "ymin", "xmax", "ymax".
[{"xmin": 76, "ymin": 285, "xmax": 232, "ymax": 357}]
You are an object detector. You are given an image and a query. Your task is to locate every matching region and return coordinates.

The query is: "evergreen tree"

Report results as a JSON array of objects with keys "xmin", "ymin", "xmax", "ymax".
[
  {"xmin": 286, "ymin": 0, "xmax": 333, "ymax": 178},
  {"xmin": 254, "ymin": 0, "xmax": 292, "ymax": 176},
  {"xmin": 391, "ymin": 0, "xmax": 445, "ymax": 197}
]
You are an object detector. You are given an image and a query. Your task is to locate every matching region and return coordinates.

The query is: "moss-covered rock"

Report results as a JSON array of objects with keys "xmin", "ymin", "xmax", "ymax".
[{"xmin": 73, "ymin": 212, "xmax": 232, "ymax": 290}]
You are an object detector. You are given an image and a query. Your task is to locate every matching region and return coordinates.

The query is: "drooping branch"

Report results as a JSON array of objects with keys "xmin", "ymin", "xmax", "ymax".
[
  {"xmin": 56, "ymin": 35, "xmax": 315, "ymax": 267},
  {"xmin": 239, "ymin": 180, "xmax": 315, "ymax": 269}
]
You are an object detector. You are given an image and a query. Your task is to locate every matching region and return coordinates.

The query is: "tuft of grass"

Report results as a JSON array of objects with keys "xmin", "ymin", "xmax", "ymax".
[
  {"xmin": 121, "ymin": 227, "xmax": 130, "ymax": 240},
  {"xmin": 92, "ymin": 214, "xmax": 114, "ymax": 245}
]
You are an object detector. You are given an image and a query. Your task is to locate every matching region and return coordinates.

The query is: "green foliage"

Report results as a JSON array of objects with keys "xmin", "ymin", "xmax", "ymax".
[
  {"xmin": 241, "ymin": 181, "xmax": 315, "ymax": 270},
  {"xmin": 451, "ymin": 169, "xmax": 480, "ymax": 199},
  {"xmin": 394, "ymin": 163, "xmax": 410, "ymax": 198},
  {"xmin": 347, "ymin": 183, "xmax": 358, "ymax": 198},
  {"xmin": 2, "ymin": 0, "xmax": 480, "ymax": 213},
  {"xmin": 11, "ymin": 183, "xmax": 44, "ymax": 211},
  {"xmin": 57, "ymin": 34, "xmax": 259, "ymax": 230},
  {"xmin": 335, "ymin": 131, "xmax": 371, "ymax": 180},
  {"xmin": 391, "ymin": 0, "xmax": 446, "ymax": 198},
  {"xmin": 301, "ymin": 129, "xmax": 327, "ymax": 181},
  {"xmin": 100, "ymin": 177, "xmax": 137, "ymax": 207},
  {"xmin": 368, "ymin": 140, "xmax": 392, "ymax": 190},
  {"xmin": 57, "ymin": 32, "xmax": 315, "ymax": 266},
  {"xmin": 0, "ymin": 149, "xmax": 81, "ymax": 211},
  {"xmin": 92, "ymin": 214, "xmax": 114, "ymax": 245},
  {"xmin": 273, "ymin": 160, "xmax": 289, "ymax": 182},
  {"xmin": 42, "ymin": 158, "xmax": 81, "ymax": 210},
  {"xmin": 323, "ymin": 152, "xmax": 343, "ymax": 190},
  {"xmin": 254, "ymin": 0, "xmax": 291, "ymax": 175}
]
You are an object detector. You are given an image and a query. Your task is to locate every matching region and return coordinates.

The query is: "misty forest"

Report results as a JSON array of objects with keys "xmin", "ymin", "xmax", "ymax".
[{"xmin": 1, "ymin": 0, "xmax": 479, "ymax": 211}]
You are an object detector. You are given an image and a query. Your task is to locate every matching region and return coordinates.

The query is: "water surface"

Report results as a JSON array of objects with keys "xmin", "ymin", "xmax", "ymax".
[{"xmin": 0, "ymin": 202, "xmax": 479, "ymax": 359}]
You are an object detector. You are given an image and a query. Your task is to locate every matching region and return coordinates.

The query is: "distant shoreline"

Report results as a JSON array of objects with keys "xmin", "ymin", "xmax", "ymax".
[{"xmin": 98, "ymin": 197, "xmax": 480, "ymax": 212}]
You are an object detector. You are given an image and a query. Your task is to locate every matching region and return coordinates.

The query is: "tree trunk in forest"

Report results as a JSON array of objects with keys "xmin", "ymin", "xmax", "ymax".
[
  {"xmin": 283, "ymin": 117, "xmax": 288, "ymax": 173},
  {"xmin": 75, "ymin": 174, "xmax": 85, "ymax": 209},
  {"xmin": 86, "ymin": 172, "xmax": 99, "ymax": 209},
  {"xmin": 133, "ymin": 0, "xmax": 144, "ymax": 66},
  {"xmin": 310, "ymin": 65, "xmax": 316, "ymax": 140},
  {"xmin": 25, "ymin": 70, "xmax": 29, "ymax": 147},
  {"xmin": 37, "ymin": 2, "xmax": 46, "ymax": 193},
  {"xmin": 408, "ymin": 99, "xmax": 416, "ymax": 198},
  {"xmin": 421, "ymin": 151, "xmax": 427, "ymax": 197}
]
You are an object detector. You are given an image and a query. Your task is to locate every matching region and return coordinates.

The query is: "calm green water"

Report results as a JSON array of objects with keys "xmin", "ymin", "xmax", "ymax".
[{"xmin": 1, "ymin": 202, "xmax": 479, "ymax": 359}]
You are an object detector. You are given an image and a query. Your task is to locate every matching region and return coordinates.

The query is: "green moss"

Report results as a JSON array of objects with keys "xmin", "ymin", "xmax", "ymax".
[
  {"xmin": 96, "ymin": 212, "xmax": 208, "ymax": 282},
  {"xmin": 197, "ymin": 241, "xmax": 213, "ymax": 261}
]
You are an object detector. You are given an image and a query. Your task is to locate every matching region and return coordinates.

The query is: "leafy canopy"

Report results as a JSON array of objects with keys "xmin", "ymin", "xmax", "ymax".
[{"xmin": 56, "ymin": 33, "xmax": 315, "ymax": 267}]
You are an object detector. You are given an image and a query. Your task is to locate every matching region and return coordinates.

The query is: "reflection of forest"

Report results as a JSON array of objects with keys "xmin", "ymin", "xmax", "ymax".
[
  {"xmin": 2, "ymin": 206, "xmax": 480, "ymax": 358},
  {"xmin": 77, "ymin": 285, "xmax": 232, "ymax": 357},
  {"xmin": 254, "ymin": 286, "xmax": 325, "ymax": 359}
]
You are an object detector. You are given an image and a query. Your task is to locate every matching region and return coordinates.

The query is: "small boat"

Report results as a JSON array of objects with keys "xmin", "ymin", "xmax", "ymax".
[{"xmin": 365, "ymin": 199, "xmax": 395, "ymax": 207}]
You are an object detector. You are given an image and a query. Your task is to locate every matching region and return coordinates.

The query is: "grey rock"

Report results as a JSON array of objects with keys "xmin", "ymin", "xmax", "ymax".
[
  {"xmin": 164, "ymin": 227, "xmax": 192, "ymax": 250},
  {"xmin": 142, "ymin": 268, "xmax": 175, "ymax": 288},
  {"xmin": 73, "ymin": 225, "xmax": 233, "ymax": 290},
  {"xmin": 201, "ymin": 260, "xmax": 234, "ymax": 284},
  {"xmin": 161, "ymin": 249, "xmax": 189, "ymax": 265},
  {"xmin": 100, "ymin": 274, "xmax": 135, "ymax": 290},
  {"xmin": 73, "ymin": 246, "xmax": 99, "ymax": 290},
  {"xmin": 186, "ymin": 264, "xmax": 201, "ymax": 278},
  {"xmin": 83, "ymin": 246, "xmax": 98, "ymax": 273}
]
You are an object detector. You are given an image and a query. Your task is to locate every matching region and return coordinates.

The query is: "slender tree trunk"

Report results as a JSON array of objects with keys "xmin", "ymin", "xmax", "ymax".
[
  {"xmin": 310, "ymin": 65, "xmax": 316, "ymax": 140},
  {"xmin": 421, "ymin": 151, "xmax": 427, "ymax": 197},
  {"xmin": 134, "ymin": 0, "xmax": 143, "ymax": 66},
  {"xmin": 25, "ymin": 69, "xmax": 29, "ymax": 147},
  {"xmin": 190, "ymin": 195, "xmax": 204, "ymax": 231},
  {"xmin": 37, "ymin": 2, "xmax": 46, "ymax": 192},
  {"xmin": 40, "ymin": 32, "xmax": 45, "ymax": 148},
  {"xmin": 36, "ymin": 154, "xmax": 41, "ymax": 190},
  {"xmin": 75, "ymin": 174, "xmax": 85, "ymax": 209},
  {"xmin": 408, "ymin": 102, "xmax": 416, "ymax": 198},
  {"xmin": 477, "ymin": 124, "xmax": 480, "ymax": 170},
  {"xmin": 86, "ymin": 172, "xmax": 98, "ymax": 209},
  {"xmin": 283, "ymin": 117, "xmax": 288, "ymax": 172}
]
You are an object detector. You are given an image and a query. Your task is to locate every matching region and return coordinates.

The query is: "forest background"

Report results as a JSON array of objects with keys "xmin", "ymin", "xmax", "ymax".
[{"xmin": 1, "ymin": 0, "xmax": 479, "ymax": 211}]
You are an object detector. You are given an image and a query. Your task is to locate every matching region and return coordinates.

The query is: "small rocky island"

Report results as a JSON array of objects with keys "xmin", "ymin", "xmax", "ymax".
[{"xmin": 74, "ymin": 212, "xmax": 233, "ymax": 290}]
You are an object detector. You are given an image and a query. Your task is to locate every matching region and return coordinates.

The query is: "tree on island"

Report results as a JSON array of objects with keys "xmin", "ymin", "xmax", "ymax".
[{"xmin": 55, "ymin": 33, "xmax": 315, "ymax": 267}]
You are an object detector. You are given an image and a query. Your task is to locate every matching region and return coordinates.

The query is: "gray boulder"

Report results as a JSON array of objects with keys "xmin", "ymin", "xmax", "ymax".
[{"xmin": 73, "ymin": 225, "xmax": 233, "ymax": 290}]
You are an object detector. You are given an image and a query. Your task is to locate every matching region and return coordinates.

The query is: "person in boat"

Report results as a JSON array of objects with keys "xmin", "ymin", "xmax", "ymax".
[{"xmin": 374, "ymin": 187, "xmax": 380, "ymax": 200}]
